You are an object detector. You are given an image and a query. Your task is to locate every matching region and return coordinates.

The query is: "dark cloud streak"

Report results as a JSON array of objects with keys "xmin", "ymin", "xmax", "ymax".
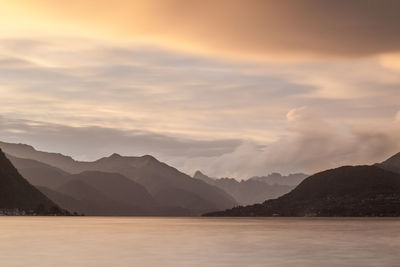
[{"xmin": 0, "ymin": 116, "xmax": 241, "ymax": 161}]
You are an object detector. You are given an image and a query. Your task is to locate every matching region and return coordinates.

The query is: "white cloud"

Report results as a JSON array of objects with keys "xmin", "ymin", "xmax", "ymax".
[{"xmin": 179, "ymin": 108, "xmax": 400, "ymax": 178}]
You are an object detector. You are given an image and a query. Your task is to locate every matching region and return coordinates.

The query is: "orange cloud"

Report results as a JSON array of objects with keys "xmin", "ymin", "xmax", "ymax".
[
  {"xmin": 3, "ymin": 0, "xmax": 400, "ymax": 61},
  {"xmin": 380, "ymin": 53, "xmax": 400, "ymax": 72}
]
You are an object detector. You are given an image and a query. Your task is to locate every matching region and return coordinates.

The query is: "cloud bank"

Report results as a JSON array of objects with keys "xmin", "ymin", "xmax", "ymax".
[
  {"xmin": 179, "ymin": 108, "xmax": 400, "ymax": 178},
  {"xmin": 2, "ymin": 111, "xmax": 399, "ymax": 179}
]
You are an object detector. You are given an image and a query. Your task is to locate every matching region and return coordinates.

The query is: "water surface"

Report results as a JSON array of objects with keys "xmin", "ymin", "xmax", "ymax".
[{"xmin": 0, "ymin": 217, "xmax": 399, "ymax": 267}]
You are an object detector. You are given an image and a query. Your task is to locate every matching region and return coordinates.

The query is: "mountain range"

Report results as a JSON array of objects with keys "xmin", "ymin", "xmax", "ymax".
[
  {"xmin": 205, "ymin": 153, "xmax": 400, "ymax": 217},
  {"xmin": 248, "ymin": 172, "xmax": 308, "ymax": 186},
  {"xmin": 193, "ymin": 171, "xmax": 306, "ymax": 205},
  {"xmin": 1, "ymin": 140, "xmax": 400, "ymax": 217},
  {"xmin": 0, "ymin": 141, "xmax": 237, "ymax": 215}
]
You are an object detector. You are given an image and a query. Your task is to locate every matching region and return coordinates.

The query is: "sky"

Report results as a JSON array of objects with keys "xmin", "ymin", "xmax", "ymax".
[{"xmin": 1, "ymin": 0, "xmax": 400, "ymax": 178}]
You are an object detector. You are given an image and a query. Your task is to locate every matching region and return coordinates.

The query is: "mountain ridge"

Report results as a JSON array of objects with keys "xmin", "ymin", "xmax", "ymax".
[
  {"xmin": 204, "ymin": 165, "xmax": 400, "ymax": 217},
  {"xmin": 193, "ymin": 170, "xmax": 301, "ymax": 205},
  {"xmin": 377, "ymin": 152, "xmax": 400, "ymax": 174},
  {"xmin": 0, "ymin": 141, "xmax": 237, "ymax": 215},
  {"xmin": 6, "ymin": 154, "xmax": 70, "ymax": 189}
]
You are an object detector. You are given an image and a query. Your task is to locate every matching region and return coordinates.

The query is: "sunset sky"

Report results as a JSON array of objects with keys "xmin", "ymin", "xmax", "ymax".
[{"xmin": 1, "ymin": 0, "xmax": 400, "ymax": 178}]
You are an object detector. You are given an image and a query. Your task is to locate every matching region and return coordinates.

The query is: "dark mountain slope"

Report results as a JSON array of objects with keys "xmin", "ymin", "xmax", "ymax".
[
  {"xmin": 6, "ymin": 154, "xmax": 70, "ymax": 189},
  {"xmin": 193, "ymin": 171, "xmax": 293, "ymax": 205},
  {"xmin": 377, "ymin": 152, "xmax": 400, "ymax": 174},
  {"xmin": 205, "ymin": 166, "xmax": 400, "ymax": 217},
  {"xmin": 68, "ymin": 171, "xmax": 155, "ymax": 209},
  {"xmin": 120, "ymin": 157, "xmax": 237, "ymax": 213},
  {"xmin": 152, "ymin": 187, "xmax": 217, "ymax": 215},
  {"xmin": 36, "ymin": 186, "xmax": 82, "ymax": 215},
  {"xmin": 0, "ymin": 149, "xmax": 60, "ymax": 212},
  {"xmin": 56, "ymin": 179, "xmax": 145, "ymax": 215}
]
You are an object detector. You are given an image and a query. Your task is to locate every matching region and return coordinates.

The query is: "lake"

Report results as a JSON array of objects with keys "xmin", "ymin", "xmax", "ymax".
[{"xmin": 0, "ymin": 217, "xmax": 399, "ymax": 267}]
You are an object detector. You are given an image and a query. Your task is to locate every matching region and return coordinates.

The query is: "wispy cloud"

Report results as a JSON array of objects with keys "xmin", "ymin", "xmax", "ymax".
[
  {"xmin": 0, "ymin": 38, "xmax": 314, "ymax": 142},
  {"xmin": 0, "ymin": 116, "xmax": 241, "ymax": 161}
]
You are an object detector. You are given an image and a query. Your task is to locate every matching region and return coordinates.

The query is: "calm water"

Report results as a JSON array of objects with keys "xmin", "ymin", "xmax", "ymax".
[{"xmin": 0, "ymin": 217, "xmax": 399, "ymax": 267}]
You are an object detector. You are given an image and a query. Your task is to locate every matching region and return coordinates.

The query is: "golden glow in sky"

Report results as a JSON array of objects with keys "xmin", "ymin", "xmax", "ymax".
[{"xmin": 3, "ymin": 0, "xmax": 400, "ymax": 61}]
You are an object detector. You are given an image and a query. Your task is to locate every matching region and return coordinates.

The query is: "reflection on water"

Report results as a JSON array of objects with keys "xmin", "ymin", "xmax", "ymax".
[{"xmin": 0, "ymin": 217, "xmax": 399, "ymax": 267}]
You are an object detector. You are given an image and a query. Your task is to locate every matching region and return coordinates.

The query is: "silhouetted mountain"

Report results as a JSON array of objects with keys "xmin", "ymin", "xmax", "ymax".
[
  {"xmin": 6, "ymin": 154, "xmax": 70, "ymax": 189},
  {"xmin": 6, "ymin": 153, "xmax": 157, "ymax": 215},
  {"xmin": 377, "ymin": 152, "xmax": 400, "ymax": 174},
  {"xmin": 249, "ymin": 172, "xmax": 308, "ymax": 186},
  {"xmin": 205, "ymin": 166, "xmax": 400, "ymax": 217},
  {"xmin": 68, "ymin": 171, "xmax": 155, "ymax": 210},
  {"xmin": 56, "ymin": 179, "xmax": 145, "ymax": 215},
  {"xmin": 39, "ymin": 171, "xmax": 157, "ymax": 215},
  {"xmin": 0, "ymin": 148, "xmax": 66, "ymax": 214},
  {"xmin": 0, "ymin": 142, "xmax": 237, "ymax": 215},
  {"xmin": 193, "ymin": 171, "xmax": 293, "ymax": 205},
  {"xmin": 90, "ymin": 154, "xmax": 237, "ymax": 214},
  {"xmin": 36, "ymin": 186, "xmax": 82, "ymax": 215}
]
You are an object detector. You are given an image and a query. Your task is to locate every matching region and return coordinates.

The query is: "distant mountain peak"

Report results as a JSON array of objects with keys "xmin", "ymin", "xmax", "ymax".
[
  {"xmin": 193, "ymin": 170, "xmax": 207, "ymax": 178},
  {"xmin": 109, "ymin": 153, "xmax": 122, "ymax": 158},
  {"xmin": 103, "ymin": 153, "xmax": 158, "ymax": 164},
  {"xmin": 193, "ymin": 170, "xmax": 217, "ymax": 182},
  {"xmin": 142, "ymin": 154, "xmax": 157, "ymax": 161}
]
